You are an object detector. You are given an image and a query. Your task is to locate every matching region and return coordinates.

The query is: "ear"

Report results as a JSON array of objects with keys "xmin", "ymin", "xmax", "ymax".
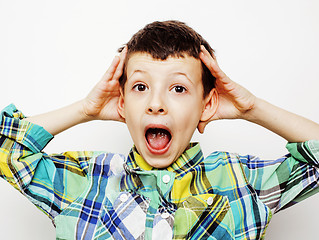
[
  {"xmin": 117, "ymin": 88, "xmax": 126, "ymax": 119},
  {"xmin": 200, "ymin": 88, "xmax": 218, "ymax": 122}
]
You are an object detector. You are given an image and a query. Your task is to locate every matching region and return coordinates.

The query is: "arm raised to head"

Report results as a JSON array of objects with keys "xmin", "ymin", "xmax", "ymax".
[
  {"xmin": 26, "ymin": 47, "xmax": 127, "ymax": 136},
  {"xmin": 198, "ymin": 45, "xmax": 319, "ymax": 142}
]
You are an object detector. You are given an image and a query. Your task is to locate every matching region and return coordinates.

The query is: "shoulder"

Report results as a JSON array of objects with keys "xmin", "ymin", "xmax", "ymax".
[
  {"xmin": 203, "ymin": 151, "xmax": 247, "ymax": 177},
  {"xmin": 204, "ymin": 150, "xmax": 245, "ymax": 165},
  {"xmin": 204, "ymin": 150, "xmax": 270, "ymax": 166},
  {"xmin": 202, "ymin": 151, "xmax": 251, "ymax": 188}
]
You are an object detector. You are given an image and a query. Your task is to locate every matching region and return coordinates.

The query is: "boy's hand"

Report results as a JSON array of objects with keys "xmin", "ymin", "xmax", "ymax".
[
  {"xmin": 25, "ymin": 48, "xmax": 127, "ymax": 136},
  {"xmin": 82, "ymin": 47, "xmax": 127, "ymax": 122},
  {"xmin": 198, "ymin": 46, "xmax": 257, "ymax": 133},
  {"xmin": 199, "ymin": 45, "xmax": 319, "ymax": 142}
]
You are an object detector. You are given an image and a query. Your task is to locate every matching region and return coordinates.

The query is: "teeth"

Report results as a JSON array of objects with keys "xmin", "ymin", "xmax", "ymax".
[
  {"xmin": 146, "ymin": 128, "xmax": 171, "ymax": 150},
  {"xmin": 159, "ymin": 132, "xmax": 166, "ymax": 137},
  {"xmin": 146, "ymin": 128, "xmax": 171, "ymax": 139}
]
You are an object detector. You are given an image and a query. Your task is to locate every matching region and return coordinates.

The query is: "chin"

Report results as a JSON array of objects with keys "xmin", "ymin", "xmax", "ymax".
[
  {"xmin": 149, "ymin": 160, "xmax": 172, "ymax": 169},
  {"xmin": 144, "ymin": 154, "xmax": 175, "ymax": 169}
]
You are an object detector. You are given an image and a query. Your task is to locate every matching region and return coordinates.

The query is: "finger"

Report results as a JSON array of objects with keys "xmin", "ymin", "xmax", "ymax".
[
  {"xmin": 101, "ymin": 56, "xmax": 121, "ymax": 82},
  {"xmin": 200, "ymin": 45, "xmax": 227, "ymax": 81},
  {"xmin": 113, "ymin": 46, "xmax": 128, "ymax": 80}
]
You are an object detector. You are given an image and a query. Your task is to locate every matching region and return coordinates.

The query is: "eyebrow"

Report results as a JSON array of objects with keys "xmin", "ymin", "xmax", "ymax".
[
  {"xmin": 169, "ymin": 72, "xmax": 193, "ymax": 83},
  {"xmin": 128, "ymin": 70, "xmax": 193, "ymax": 84},
  {"xmin": 128, "ymin": 69, "xmax": 147, "ymax": 79}
]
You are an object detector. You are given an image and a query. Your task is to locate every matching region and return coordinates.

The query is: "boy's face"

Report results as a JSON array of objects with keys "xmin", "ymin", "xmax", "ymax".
[{"xmin": 118, "ymin": 53, "xmax": 216, "ymax": 168}]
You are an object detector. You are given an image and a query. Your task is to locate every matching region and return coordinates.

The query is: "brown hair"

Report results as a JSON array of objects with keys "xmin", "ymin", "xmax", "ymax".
[{"xmin": 118, "ymin": 20, "xmax": 216, "ymax": 97}]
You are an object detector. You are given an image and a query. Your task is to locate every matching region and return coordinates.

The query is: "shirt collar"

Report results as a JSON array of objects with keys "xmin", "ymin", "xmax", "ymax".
[
  {"xmin": 121, "ymin": 142, "xmax": 204, "ymax": 203},
  {"xmin": 125, "ymin": 142, "xmax": 204, "ymax": 177}
]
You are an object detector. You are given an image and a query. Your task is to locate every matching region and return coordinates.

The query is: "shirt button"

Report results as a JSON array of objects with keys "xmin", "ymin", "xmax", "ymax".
[
  {"xmin": 120, "ymin": 193, "xmax": 128, "ymax": 202},
  {"xmin": 207, "ymin": 196, "xmax": 214, "ymax": 206},
  {"xmin": 162, "ymin": 174, "xmax": 171, "ymax": 184},
  {"xmin": 161, "ymin": 212, "xmax": 170, "ymax": 219}
]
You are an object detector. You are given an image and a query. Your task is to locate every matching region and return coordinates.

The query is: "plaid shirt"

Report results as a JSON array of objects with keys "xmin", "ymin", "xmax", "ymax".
[{"xmin": 1, "ymin": 104, "xmax": 319, "ymax": 240}]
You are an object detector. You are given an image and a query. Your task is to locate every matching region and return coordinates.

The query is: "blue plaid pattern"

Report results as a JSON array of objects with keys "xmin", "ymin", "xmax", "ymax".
[{"xmin": 1, "ymin": 104, "xmax": 319, "ymax": 239}]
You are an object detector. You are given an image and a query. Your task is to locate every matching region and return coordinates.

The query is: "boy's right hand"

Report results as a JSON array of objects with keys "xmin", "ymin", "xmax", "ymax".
[
  {"xmin": 25, "ymin": 48, "xmax": 127, "ymax": 136},
  {"xmin": 81, "ymin": 47, "xmax": 127, "ymax": 122}
]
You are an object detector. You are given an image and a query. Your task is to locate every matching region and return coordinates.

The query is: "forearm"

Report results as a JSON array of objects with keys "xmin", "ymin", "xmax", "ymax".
[
  {"xmin": 244, "ymin": 98, "xmax": 319, "ymax": 142},
  {"xmin": 25, "ymin": 100, "xmax": 89, "ymax": 136}
]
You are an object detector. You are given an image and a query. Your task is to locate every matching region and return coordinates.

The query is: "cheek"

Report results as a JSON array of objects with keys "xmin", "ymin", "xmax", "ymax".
[
  {"xmin": 174, "ymin": 106, "xmax": 202, "ymax": 134},
  {"xmin": 173, "ymin": 97, "xmax": 204, "ymax": 120},
  {"xmin": 124, "ymin": 95, "xmax": 144, "ymax": 115}
]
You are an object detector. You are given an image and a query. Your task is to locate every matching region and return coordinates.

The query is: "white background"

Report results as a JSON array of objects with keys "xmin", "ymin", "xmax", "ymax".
[{"xmin": 0, "ymin": 0, "xmax": 319, "ymax": 239}]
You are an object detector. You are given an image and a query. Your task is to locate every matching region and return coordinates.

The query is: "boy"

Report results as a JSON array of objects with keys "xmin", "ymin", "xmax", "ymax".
[{"xmin": 1, "ymin": 20, "xmax": 319, "ymax": 239}]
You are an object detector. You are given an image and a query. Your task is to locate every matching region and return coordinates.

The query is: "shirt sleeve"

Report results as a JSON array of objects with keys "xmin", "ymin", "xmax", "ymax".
[
  {"xmin": 0, "ymin": 104, "xmax": 94, "ymax": 221},
  {"xmin": 240, "ymin": 140, "xmax": 319, "ymax": 213}
]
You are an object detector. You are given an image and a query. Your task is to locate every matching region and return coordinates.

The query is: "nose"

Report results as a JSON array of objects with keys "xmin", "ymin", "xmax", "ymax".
[{"xmin": 146, "ymin": 92, "xmax": 167, "ymax": 114}]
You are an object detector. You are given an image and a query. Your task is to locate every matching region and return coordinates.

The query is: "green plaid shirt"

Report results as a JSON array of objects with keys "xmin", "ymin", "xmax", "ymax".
[{"xmin": 1, "ymin": 104, "xmax": 319, "ymax": 239}]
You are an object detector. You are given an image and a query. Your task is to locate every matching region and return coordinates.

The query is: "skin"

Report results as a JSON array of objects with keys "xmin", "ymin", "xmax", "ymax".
[
  {"xmin": 26, "ymin": 45, "xmax": 319, "ymax": 168},
  {"xmin": 117, "ymin": 53, "xmax": 218, "ymax": 168}
]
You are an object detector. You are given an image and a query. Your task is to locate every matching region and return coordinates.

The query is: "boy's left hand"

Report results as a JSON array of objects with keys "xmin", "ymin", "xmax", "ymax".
[
  {"xmin": 198, "ymin": 46, "xmax": 257, "ymax": 133},
  {"xmin": 199, "ymin": 46, "xmax": 319, "ymax": 142}
]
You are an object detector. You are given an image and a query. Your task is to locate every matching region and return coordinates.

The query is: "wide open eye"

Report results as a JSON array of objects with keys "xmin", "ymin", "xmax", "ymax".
[
  {"xmin": 133, "ymin": 83, "xmax": 148, "ymax": 92},
  {"xmin": 172, "ymin": 85, "xmax": 187, "ymax": 93}
]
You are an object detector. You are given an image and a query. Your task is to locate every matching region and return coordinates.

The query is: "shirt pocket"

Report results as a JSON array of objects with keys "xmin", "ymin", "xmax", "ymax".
[
  {"xmin": 94, "ymin": 191, "xmax": 150, "ymax": 240},
  {"xmin": 55, "ymin": 191, "xmax": 150, "ymax": 240},
  {"xmin": 173, "ymin": 193, "xmax": 235, "ymax": 240}
]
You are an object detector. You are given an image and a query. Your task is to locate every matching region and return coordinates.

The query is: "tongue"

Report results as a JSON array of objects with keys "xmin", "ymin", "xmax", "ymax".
[{"xmin": 146, "ymin": 128, "xmax": 170, "ymax": 150}]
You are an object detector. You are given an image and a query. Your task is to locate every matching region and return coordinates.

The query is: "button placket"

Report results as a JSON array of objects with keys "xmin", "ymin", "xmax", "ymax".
[
  {"xmin": 162, "ymin": 174, "xmax": 171, "ymax": 184},
  {"xmin": 207, "ymin": 196, "xmax": 214, "ymax": 206},
  {"xmin": 161, "ymin": 212, "xmax": 170, "ymax": 219},
  {"xmin": 120, "ymin": 193, "xmax": 129, "ymax": 203}
]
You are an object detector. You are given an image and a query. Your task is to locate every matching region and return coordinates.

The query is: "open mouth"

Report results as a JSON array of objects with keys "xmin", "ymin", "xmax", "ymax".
[{"xmin": 145, "ymin": 127, "xmax": 172, "ymax": 154}]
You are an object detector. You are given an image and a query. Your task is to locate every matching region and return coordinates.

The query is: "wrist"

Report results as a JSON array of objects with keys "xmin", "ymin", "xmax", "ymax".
[
  {"xmin": 240, "ymin": 97, "xmax": 265, "ymax": 123},
  {"xmin": 79, "ymin": 99, "xmax": 100, "ymax": 123}
]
